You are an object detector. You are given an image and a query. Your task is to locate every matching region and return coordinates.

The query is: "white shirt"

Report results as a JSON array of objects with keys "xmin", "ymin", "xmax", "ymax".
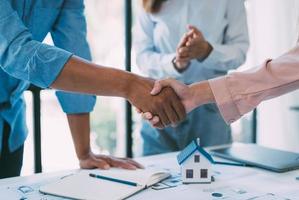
[{"xmin": 134, "ymin": 0, "xmax": 249, "ymax": 83}]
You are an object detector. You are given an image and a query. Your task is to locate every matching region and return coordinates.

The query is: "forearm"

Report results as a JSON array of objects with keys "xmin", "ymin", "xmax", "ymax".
[
  {"xmin": 51, "ymin": 56, "xmax": 136, "ymax": 99},
  {"xmin": 190, "ymin": 81, "xmax": 215, "ymax": 108},
  {"xmin": 208, "ymin": 44, "xmax": 299, "ymax": 124},
  {"xmin": 67, "ymin": 113, "xmax": 91, "ymax": 159}
]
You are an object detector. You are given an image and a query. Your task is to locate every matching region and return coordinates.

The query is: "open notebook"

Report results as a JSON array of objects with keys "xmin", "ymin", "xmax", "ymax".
[{"xmin": 39, "ymin": 168, "xmax": 170, "ymax": 200}]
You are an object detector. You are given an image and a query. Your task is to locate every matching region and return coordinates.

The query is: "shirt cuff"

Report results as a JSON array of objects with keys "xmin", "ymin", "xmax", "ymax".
[
  {"xmin": 208, "ymin": 77, "xmax": 242, "ymax": 124},
  {"xmin": 55, "ymin": 92, "xmax": 96, "ymax": 114},
  {"xmin": 161, "ymin": 53, "xmax": 182, "ymax": 78},
  {"xmin": 29, "ymin": 44, "xmax": 73, "ymax": 88}
]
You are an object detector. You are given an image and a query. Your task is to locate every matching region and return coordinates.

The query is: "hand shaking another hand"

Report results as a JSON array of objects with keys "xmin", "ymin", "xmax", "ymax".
[
  {"xmin": 133, "ymin": 25, "xmax": 214, "ymax": 129},
  {"xmin": 127, "ymin": 76, "xmax": 186, "ymax": 129},
  {"xmin": 136, "ymin": 78, "xmax": 215, "ymax": 129}
]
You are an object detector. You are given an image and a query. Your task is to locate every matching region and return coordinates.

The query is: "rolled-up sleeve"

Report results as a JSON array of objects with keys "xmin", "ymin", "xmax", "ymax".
[
  {"xmin": 209, "ymin": 45, "xmax": 299, "ymax": 124},
  {"xmin": 0, "ymin": 0, "xmax": 72, "ymax": 88},
  {"xmin": 201, "ymin": 0, "xmax": 249, "ymax": 72},
  {"xmin": 51, "ymin": 0, "xmax": 96, "ymax": 114}
]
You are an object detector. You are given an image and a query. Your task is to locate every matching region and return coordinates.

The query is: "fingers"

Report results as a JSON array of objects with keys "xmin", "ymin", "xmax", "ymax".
[
  {"xmin": 186, "ymin": 37, "xmax": 199, "ymax": 47},
  {"xmin": 159, "ymin": 108, "xmax": 171, "ymax": 127},
  {"xmin": 163, "ymin": 87, "xmax": 186, "ymax": 124},
  {"xmin": 91, "ymin": 158, "xmax": 110, "ymax": 170},
  {"xmin": 178, "ymin": 33, "xmax": 189, "ymax": 49},
  {"xmin": 135, "ymin": 107, "xmax": 142, "ymax": 113},
  {"xmin": 142, "ymin": 112, "xmax": 153, "ymax": 120},
  {"xmin": 187, "ymin": 25, "xmax": 202, "ymax": 37},
  {"xmin": 163, "ymin": 102, "xmax": 179, "ymax": 125},
  {"xmin": 150, "ymin": 116, "xmax": 163, "ymax": 129},
  {"xmin": 106, "ymin": 157, "xmax": 140, "ymax": 170},
  {"xmin": 150, "ymin": 81, "xmax": 163, "ymax": 95},
  {"xmin": 178, "ymin": 47, "xmax": 189, "ymax": 57},
  {"xmin": 171, "ymin": 94, "xmax": 186, "ymax": 122},
  {"xmin": 123, "ymin": 158, "xmax": 145, "ymax": 169},
  {"xmin": 153, "ymin": 78, "xmax": 186, "ymax": 97}
]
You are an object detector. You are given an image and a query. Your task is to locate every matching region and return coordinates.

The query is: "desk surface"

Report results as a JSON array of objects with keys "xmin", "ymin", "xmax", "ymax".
[{"xmin": 1, "ymin": 148, "xmax": 299, "ymax": 200}]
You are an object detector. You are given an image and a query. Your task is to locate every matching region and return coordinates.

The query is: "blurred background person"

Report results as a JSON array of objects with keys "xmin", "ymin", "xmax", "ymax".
[{"xmin": 134, "ymin": 0, "xmax": 249, "ymax": 155}]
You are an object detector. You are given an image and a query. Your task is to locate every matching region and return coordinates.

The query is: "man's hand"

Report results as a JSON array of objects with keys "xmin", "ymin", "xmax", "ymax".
[
  {"xmin": 138, "ymin": 78, "xmax": 215, "ymax": 128},
  {"xmin": 127, "ymin": 76, "xmax": 186, "ymax": 128},
  {"xmin": 79, "ymin": 151, "xmax": 144, "ymax": 170},
  {"xmin": 177, "ymin": 25, "xmax": 213, "ymax": 62}
]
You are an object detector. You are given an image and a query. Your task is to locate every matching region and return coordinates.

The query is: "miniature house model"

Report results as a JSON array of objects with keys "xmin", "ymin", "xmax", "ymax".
[{"xmin": 177, "ymin": 138, "xmax": 212, "ymax": 184}]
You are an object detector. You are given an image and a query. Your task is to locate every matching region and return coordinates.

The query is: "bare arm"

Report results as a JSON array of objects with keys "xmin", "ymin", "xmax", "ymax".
[
  {"xmin": 67, "ymin": 114, "xmax": 143, "ymax": 169},
  {"xmin": 52, "ymin": 56, "xmax": 186, "ymax": 128}
]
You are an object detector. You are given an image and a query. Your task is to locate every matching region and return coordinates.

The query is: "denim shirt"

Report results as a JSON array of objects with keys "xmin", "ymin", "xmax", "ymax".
[{"xmin": 0, "ymin": 0, "xmax": 96, "ymax": 152}]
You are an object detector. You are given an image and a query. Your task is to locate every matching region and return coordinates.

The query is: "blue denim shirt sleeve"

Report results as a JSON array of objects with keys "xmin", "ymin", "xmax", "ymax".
[
  {"xmin": 50, "ymin": 0, "xmax": 96, "ymax": 114},
  {"xmin": 0, "ymin": 0, "xmax": 72, "ymax": 88}
]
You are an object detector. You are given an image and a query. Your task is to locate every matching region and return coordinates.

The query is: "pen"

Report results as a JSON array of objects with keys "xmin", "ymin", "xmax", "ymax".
[{"xmin": 89, "ymin": 173, "xmax": 140, "ymax": 187}]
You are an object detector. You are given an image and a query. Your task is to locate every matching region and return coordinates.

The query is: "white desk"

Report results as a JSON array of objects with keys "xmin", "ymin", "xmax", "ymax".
[{"xmin": 1, "ymin": 149, "xmax": 299, "ymax": 200}]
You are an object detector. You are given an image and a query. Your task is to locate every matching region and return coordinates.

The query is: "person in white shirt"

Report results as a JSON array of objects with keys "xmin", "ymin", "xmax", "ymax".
[{"xmin": 134, "ymin": 0, "xmax": 249, "ymax": 155}]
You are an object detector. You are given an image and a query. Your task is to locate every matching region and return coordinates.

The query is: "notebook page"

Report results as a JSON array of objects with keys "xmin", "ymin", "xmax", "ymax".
[
  {"xmin": 40, "ymin": 170, "xmax": 143, "ymax": 200},
  {"xmin": 92, "ymin": 168, "xmax": 169, "ymax": 186}
]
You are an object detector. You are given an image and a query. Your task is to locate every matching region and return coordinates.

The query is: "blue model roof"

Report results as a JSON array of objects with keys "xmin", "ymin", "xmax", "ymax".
[{"xmin": 177, "ymin": 140, "xmax": 214, "ymax": 165}]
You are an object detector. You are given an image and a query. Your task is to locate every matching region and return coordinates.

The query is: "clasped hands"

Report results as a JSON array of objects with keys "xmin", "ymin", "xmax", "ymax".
[{"xmin": 131, "ymin": 25, "xmax": 213, "ymax": 128}]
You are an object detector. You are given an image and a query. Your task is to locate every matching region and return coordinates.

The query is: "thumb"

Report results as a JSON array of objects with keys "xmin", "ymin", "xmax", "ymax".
[{"xmin": 150, "ymin": 80, "xmax": 163, "ymax": 95}]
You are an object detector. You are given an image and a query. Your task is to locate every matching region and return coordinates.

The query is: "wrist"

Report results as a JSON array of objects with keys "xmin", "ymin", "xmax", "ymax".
[
  {"xmin": 198, "ymin": 41, "xmax": 213, "ymax": 61},
  {"xmin": 190, "ymin": 81, "xmax": 215, "ymax": 107},
  {"xmin": 77, "ymin": 148, "xmax": 92, "ymax": 160},
  {"xmin": 125, "ymin": 74, "xmax": 150, "ymax": 102},
  {"xmin": 123, "ymin": 73, "xmax": 139, "ymax": 99},
  {"xmin": 173, "ymin": 58, "xmax": 190, "ymax": 73}
]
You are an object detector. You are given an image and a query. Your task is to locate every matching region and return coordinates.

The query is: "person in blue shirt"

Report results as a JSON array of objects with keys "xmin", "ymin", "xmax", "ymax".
[
  {"xmin": 0, "ymin": 0, "xmax": 146, "ymax": 178},
  {"xmin": 134, "ymin": 0, "xmax": 249, "ymax": 155},
  {"xmin": 0, "ymin": 0, "xmax": 186, "ymax": 178}
]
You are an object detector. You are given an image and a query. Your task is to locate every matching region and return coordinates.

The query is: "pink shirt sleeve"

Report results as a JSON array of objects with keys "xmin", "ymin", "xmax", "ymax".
[{"xmin": 209, "ymin": 44, "xmax": 299, "ymax": 124}]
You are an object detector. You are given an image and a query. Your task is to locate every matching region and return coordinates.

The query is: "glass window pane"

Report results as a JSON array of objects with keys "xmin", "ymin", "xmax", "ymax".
[
  {"xmin": 85, "ymin": 0, "xmax": 126, "ymax": 157},
  {"xmin": 200, "ymin": 169, "xmax": 208, "ymax": 178},
  {"xmin": 194, "ymin": 155, "xmax": 200, "ymax": 163},
  {"xmin": 186, "ymin": 169, "xmax": 193, "ymax": 178},
  {"xmin": 22, "ymin": 91, "xmax": 34, "ymax": 176},
  {"xmin": 40, "ymin": 90, "xmax": 78, "ymax": 172}
]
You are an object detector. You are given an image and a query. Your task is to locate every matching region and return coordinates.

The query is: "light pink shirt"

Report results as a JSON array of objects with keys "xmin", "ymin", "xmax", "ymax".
[{"xmin": 209, "ymin": 44, "xmax": 299, "ymax": 124}]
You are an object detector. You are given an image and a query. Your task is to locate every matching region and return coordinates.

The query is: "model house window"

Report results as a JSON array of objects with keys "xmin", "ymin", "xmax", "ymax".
[
  {"xmin": 194, "ymin": 155, "xmax": 200, "ymax": 163},
  {"xmin": 200, "ymin": 169, "xmax": 208, "ymax": 178},
  {"xmin": 186, "ymin": 169, "xmax": 193, "ymax": 178}
]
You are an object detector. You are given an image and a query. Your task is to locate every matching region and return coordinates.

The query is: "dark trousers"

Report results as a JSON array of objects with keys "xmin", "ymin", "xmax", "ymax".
[{"xmin": 0, "ymin": 122, "xmax": 24, "ymax": 179}]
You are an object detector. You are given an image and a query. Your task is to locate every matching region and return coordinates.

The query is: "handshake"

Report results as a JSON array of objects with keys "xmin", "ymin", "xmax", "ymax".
[
  {"xmin": 128, "ymin": 26, "xmax": 214, "ymax": 129},
  {"xmin": 128, "ymin": 76, "xmax": 214, "ymax": 129}
]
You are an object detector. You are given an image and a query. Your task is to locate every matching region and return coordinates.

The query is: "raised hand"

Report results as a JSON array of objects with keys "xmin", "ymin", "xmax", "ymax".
[
  {"xmin": 173, "ymin": 33, "xmax": 192, "ymax": 71},
  {"xmin": 127, "ymin": 76, "xmax": 186, "ymax": 128},
  {"xmin": 177, "ymin": 25, "xmax": 212, "ymax": 62}
]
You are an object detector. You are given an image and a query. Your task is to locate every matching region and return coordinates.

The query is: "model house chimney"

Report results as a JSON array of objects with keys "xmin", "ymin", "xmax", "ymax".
[{"xmin": 196, "ymin": 138, "xmax": 200, "ymax": 146}]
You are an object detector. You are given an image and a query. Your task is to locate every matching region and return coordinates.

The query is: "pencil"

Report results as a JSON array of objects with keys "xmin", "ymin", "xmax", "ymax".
[{"xmin": 89, "ymin": 173, "xmax": 140, "ymax": 187}]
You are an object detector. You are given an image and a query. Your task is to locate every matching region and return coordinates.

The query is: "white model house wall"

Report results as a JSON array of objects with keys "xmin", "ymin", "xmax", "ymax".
[{"xmin": 180, "ymin": 151, "xmax": 211, "ymax": 183}]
